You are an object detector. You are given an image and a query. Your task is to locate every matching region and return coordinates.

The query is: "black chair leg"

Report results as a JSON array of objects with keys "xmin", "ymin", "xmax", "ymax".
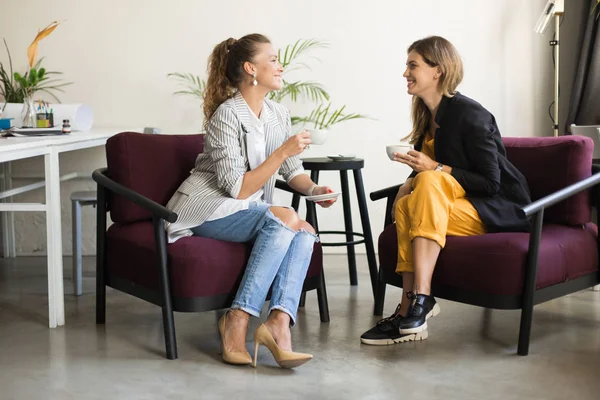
[
  {"xmin": 517, "ymin": 307, "xmax": 533, "ymax": 356},
  {"xmin": 306, "ymin": 170, "xmax": 320, "ymax": 230},
  {"xmin": 480, "ymin": 308, "xmax": 492, "ymax": 337},
  {"xmin": 95, "ymin": 185, "xmax": 107, "ymax": 325},
  {"xmin": 302, "ymin": 171, "xmax": 318, "ymax": 310},
  {"xmin": 374, "ymin": 271, "xmax": 386, "ymax": 316},
  {"xmin": 291, "ymin": 193, "xmax": 300, "ymax": 212},
  {"xmin": 353, "ymin": 169, "xmax": 378, "ymax": 298},
  {"xmin": 154, "ymin": 217, "xmax": 178, "ymax": 360},
  {"xmin": 161, "ymin": 307, "xmax": 177, "ymax": 360},
  {"xmin": 340, "ymin": 170, "xmax": 358, "ymax": 286},
  {"xmin": 518, "ymin": 211, "xmax": 544, "ymax": 356},
  {"xmin": 317, "ymin": 273, "xmax": 330, "ymax": 322},
  {"xmin": 299, "ymin": 292, "xmax": 307, "ymax": 307}
]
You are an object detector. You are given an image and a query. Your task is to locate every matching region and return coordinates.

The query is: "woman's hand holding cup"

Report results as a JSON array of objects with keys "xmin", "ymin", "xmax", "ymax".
[{"xmin": 281, "ymin": 130, "xmax": 311, "ymax": 157}]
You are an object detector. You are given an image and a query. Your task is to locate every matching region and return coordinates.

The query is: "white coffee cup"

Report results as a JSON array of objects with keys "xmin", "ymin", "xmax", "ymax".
[
  {"xmin": 306, "ymin": 129, "xmax": 327, "ymax": 145},
  {"xmin": 386, "ymin": 144, "xmax": 412, "ymax": 160}
]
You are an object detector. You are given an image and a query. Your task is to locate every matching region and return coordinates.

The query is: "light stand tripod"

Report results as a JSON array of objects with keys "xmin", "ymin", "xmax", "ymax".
[{"xmin": 535, "ymin": 0, "xmax": 564, "ymax": 137}]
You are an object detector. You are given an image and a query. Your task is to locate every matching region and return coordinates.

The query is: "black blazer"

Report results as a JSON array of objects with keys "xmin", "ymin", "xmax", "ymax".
[{"xmin": 408, "ymin": 92, "xmax": 531, "ymax": 233}]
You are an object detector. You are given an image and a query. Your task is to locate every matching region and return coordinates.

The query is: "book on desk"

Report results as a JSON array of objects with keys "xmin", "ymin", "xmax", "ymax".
[{"xmin": 1, "ymin": 126, "xmax": 67, "ymax": 137}]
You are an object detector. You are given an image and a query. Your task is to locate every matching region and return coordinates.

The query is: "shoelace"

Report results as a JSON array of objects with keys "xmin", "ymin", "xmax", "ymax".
[
  {"xmin": 376, "ymin": 303, "xmax": 403, "ymax": 330},
  {"xmin": 406, "ymin": 291, "xmax": 425, "ymax": 318}
]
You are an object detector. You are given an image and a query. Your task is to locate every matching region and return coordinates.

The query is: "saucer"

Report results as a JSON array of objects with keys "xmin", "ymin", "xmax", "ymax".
[
  {"xmin": 327, "ymin": 154, "xmax": 356, "ymax": 161},
  {"xmin": 304, "ymin": 192, "xmax": 341, "ymax": 202}
]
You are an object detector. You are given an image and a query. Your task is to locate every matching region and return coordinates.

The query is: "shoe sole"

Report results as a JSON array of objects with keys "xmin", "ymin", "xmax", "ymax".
[
  {"xmin": 277, "ymin": 356, "xmax": 313, "ymax": 369},
  {"xmin": 360, "ymin": 330, "xmax": 428, "ymax": 346},
  {"xmin": 399, "ymin": 303, "xmax": 441, "ymax": 334}
]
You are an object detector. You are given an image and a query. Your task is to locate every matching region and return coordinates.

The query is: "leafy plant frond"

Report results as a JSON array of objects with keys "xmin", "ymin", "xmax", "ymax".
[
  {"xmin": 5, "ymin": 39, "xmax": 13, "ymax": 77},
  {"xmin": 269, "ymin": 80, "xmax": 330, "ymax": 103},
  {"xmin": 290, "ymin": 116, "xmax": 308, "ymax": 126},
  {"xmin": 36, "ymin": 82, "xmax": 71, "ymax": 91},
  {"xmin": 167, "ymin": 72, "xmax": 206, "ymax": 100},
  {"xmin": 282, "ymin": 62, "xmax": 316, "ymax": 74},
  {"xmin": 293, "ymin": 102, "xmax": 370, "ymax": 129},
  {"xmin": 0, "ymin": 39, "xmax": 23, "ymax": 106},
  {"xmin": 12, "ymin": 64, "xmax": 72, "ymax": 102},
  {"xmin": 278, "ymin": 39, "xmax": 328, "ymax": 70},
  {"xmin": 38, "ymin": 88, "xmax": 62, "ymax": 103}
]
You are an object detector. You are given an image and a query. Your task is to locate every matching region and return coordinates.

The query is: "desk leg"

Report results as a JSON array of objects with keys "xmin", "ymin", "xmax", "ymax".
[
  {"xmin": 6, "ymin": 162, "xmax": 16, "ymax": 258},
  {"xmin": 1, "ymin": 162, "xmax": 8, "ymax": 257},
  {"xmin": 45, "ymin": 149, "xmax": 65, "ymax": 327},
  {"xmin": 353, "ymin": 169, "xmax": 378, "ymax": 298},
  {"xmin": 0, "ymin": 162, "xmax": 16, "ymax": 258}
]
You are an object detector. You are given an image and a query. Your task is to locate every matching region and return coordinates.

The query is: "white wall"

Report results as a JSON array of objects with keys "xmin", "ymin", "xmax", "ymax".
[{"xmin": 0, "ymin": 0, "xmax": 560, "ymax": 256}]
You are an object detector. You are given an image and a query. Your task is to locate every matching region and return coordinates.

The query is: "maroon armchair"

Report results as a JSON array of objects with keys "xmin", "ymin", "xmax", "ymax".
[
  {"xmin": 92, "ymin": 132, "xmax": 329, "ymax": 360},
  {"xmin": 371, "ymin": 136, "xmax": 600, "ymax": 356}
]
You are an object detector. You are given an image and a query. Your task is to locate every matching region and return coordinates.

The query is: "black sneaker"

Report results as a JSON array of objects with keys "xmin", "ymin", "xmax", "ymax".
[
  {"xmin": 360, "ymin": 304, "xmax": 428, "ymax": 345},
  {"xmin": 399, "ymin": 292, "xmax": 441, "ymax": 334}
]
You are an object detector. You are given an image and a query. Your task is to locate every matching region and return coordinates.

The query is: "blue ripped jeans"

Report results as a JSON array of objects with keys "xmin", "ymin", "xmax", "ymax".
[{"xmin": 191, "ymin": 202, "xmax": 317, "ymax": 325}]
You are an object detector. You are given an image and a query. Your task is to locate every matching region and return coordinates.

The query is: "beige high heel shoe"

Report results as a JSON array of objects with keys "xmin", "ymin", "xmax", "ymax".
[
  {"xmin": 218, "ymin": 311, "xmax": 252, "ymax": 365},
  {"xmin": 252, "ymin": 324, "xmax": 313, "ymax": 369}
]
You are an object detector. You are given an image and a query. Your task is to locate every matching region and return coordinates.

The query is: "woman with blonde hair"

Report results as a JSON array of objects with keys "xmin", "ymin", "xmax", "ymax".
[
  {"xmin": 361, "ymin": 36, "xmax": 531, "ymax": 345},
  {"xmin": 165, "ymin": 33, "xmax": 337, "ymax": 367}
]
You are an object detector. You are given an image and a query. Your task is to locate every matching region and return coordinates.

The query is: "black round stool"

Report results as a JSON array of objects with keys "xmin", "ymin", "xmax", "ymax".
[{"xmin": 293, "ymin": 157, "xmax": 378, "ymax": 298}]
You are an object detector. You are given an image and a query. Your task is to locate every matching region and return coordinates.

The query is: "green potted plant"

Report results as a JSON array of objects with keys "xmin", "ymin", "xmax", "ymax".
[
  {"xmin": 0, "ymin": 22, "xmax": 71, "ymax": 127},
  {"xmin": 0, "ymin": 40, "xmax": 23, "ymax": 103},
  {"xmin": 168, "ymin": 38, "xmax": 367, "ymax": 135},
  {"xmin": 13, "ymin": 60, "xmax": 71, "ymax": 127}
]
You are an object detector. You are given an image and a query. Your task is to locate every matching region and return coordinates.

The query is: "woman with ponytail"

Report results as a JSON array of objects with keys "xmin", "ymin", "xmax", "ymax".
[
  {"xmin": 360, "ymin": 36, "xmax": 531, "ymax": 346},
  {"xmin": 166, "ymin": 34, "xmax": 336, "ymax": 368}
]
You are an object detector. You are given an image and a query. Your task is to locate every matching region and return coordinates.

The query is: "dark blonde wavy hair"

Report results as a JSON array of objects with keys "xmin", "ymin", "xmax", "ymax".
[
  {"xmin": 203, "ymin": 33, "xmax": 271, "ymax": 127},
  {"xmin": 404, "ymin": 36, "xmax": 464, "ymax": 144}
]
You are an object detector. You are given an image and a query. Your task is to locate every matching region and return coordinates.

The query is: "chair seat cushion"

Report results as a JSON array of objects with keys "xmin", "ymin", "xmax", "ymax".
[
  {"xmin": 378, "ymin": 223, "xmax": 598, "ymax": 296},
  {"xmin": 106, "ymin": 221, "xmax": 323, "ymax": 299}
]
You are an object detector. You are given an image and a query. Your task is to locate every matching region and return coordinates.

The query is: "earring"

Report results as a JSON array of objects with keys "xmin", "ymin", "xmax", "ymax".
[{"xmin": 252, "ymin": 72, "xmax": 257, "ymax": 86}]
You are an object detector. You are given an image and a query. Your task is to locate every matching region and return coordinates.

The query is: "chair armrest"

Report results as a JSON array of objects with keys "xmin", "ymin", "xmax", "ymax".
[
  {"xmin": 92, "ymin": 168, "xmax": 178, "ymax": 223},
  {"xmin": 521, "ymin": 170, "xmax": 600, "ymax": 217},
  {"xmin": 370, "ymin": 183, "xmax": 403, "ymax": 202},
  {"xmin": 369, "ymin": 183, "xmax": 404, "ymax": 228},
  {"xmin": 275, "ymin": 179, "xmax": 303, "ymax": 196},
  {"xmin": 592, "ymin": 165, "xmax": 600, "ymax": 211},
  {"xmin": 518, "ymin": 168, "xmax": 600, "ymax": 355}
]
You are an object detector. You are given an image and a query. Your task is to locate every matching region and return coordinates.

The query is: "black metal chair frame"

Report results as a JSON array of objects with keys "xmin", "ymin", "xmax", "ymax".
[
  {"xmin": 93, "ymin": 168, "xmax": 330, "ymax": 360},
  {"xmin": 370, "ymin": 165, "xmax": 600, "ymax": 356}
]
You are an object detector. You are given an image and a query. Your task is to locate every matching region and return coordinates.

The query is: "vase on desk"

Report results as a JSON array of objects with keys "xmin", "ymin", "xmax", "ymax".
[{"xmin": 20, "ymin": 96, "xmax": 36, "ymax": 128}]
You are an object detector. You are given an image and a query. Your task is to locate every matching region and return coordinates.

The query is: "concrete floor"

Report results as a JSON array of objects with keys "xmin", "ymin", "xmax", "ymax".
[{"xmin": 0, "ymin": 255, "xmax": 599, "ymax": 400}]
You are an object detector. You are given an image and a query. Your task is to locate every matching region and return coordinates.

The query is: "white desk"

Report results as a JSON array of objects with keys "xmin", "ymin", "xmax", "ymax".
[{"xmin": 0, "ymin": 130, "xmax": 131, "ymax": 328}]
